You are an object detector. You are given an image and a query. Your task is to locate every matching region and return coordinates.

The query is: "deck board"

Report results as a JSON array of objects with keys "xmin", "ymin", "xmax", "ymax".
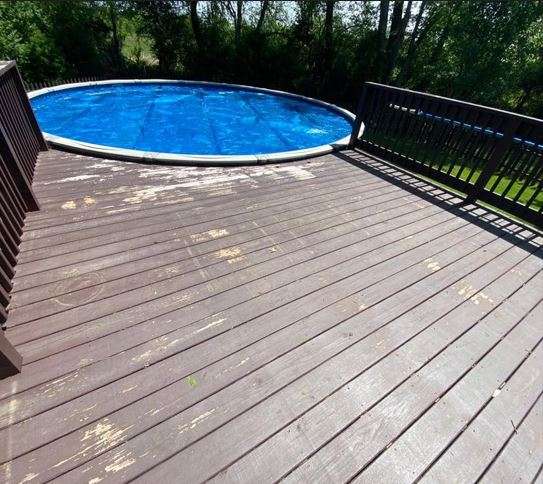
[{"xmin": 0, "ymin": 148, "xmax": 541, "ymax": 483}]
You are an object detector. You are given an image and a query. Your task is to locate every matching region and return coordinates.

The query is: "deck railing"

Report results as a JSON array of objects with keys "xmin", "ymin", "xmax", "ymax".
[
  {"xmin": 350, "ymin": 82, "xmax": 543, "ymax": 229},
  {"xmin": 0, "ymin": 61, "xmax": 46, "ymax": 376},
  {"xmin": 23, "ymin": 75, "xmax": 106, "ymax": 92}
]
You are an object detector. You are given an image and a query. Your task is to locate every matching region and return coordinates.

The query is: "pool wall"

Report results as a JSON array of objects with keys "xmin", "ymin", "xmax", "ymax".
[{"xmin": 28, "ymin": 79, "xmax": 356, "ymax": 165}]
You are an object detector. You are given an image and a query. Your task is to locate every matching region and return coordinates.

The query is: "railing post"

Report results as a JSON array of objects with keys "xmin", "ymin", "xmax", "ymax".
[
  {"xmin": 0, "ymin": 59, "xmax": 46, "ymax": 377},
  {"xmin": 0, "ymin": 123, "xmax": 40, "ymax": 211},
  {"xmin": 349, "ymin": 84, "xmax": 369, "ymax": 147},
  {"xmin": 0, "ymin": 331, "xmax": 22, "ymax": 378},
  {"xmin": 465, "ymin": 117, "xmax": 521, "ymax": 204},
  {"xmin": 12, "ymin": 63, "xmax": 48, "ymax": 151}
]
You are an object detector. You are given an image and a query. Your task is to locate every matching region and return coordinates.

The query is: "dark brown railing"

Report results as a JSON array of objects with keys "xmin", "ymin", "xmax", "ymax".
[
  {"xmin": 351, "ymin": 82, "xmax": 543, "ymax": 229},
  {"xmin": 0, "ymin": 61, "xmax": 46, "ymax": 376},
  {"xmin": 23, "ymin": 75, "xmax": 106, "ymax": 92}
]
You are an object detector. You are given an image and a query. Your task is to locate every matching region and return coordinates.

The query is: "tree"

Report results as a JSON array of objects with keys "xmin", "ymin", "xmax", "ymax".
[
  {"xmin": 321, "ymin": 0, "xmax": 335, "ymax": 90},
  {"xmin": 1, "ymin": 0, "xmax": 541, "ymax": 116},
  {"xmin": 398, "ymin": 0, "xmax": 427, "ymax": 83},
  {"xmin": 105, "ymin": 0, "xmax": 125, "ymax": 70},
  {"xmin": 131, "ymin": 0, "xmax": 183, "ymax": 73},
  {"xmin": 383, "ymin": 0, "xmax": 412, "ymax": 82},
  {"xmin": 189, "ymin": 0, "xmax": 202, "ymax": 51},
  {"xmin": 376, "ymin": 0, "xmax": 389, "ymax": 81},
  {"xmin": 255, "ymin": 0, "xmax": 269, "ymax": 34}
]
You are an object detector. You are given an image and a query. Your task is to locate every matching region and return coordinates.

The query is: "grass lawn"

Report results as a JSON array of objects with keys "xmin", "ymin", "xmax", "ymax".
[{"xmin": 363, "ymin": 128, "xmax": 543, "ymax": 213}]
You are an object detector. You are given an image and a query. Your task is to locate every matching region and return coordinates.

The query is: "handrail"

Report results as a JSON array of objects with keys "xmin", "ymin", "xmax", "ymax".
[
  {"xmin": 362, "ymin": 82, "xmax": 543, "ymax": 123},
  {"xmin": 351, "ymin": 82, "xmax": 543, "ymax": 229},
  {"xmin": 0, "ymin": 60, "xmax": 46, "ymax": 377},
  {"xmin": 23, "ymin": 75, "xmax": 106, "ymax": 93}
]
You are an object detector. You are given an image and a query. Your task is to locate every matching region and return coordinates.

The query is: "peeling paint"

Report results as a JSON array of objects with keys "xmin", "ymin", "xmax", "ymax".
[
  {"xmin": 62, "ymin": 200, "xmax": 77, "ymax": 209},
  {"xmin": 428, "ymin": 262, "xmax": 440, "ymax": 271},
  {"xmin": 18, "ymin": 473, "xmax": 38, "ymax": 483},
  {"xmin": 177, "ymin": 409, "xmax": 216, "ymax": 434},
  {"xmin": 457, "ymin": 283, "xmax": 475, "ymax": 297},
  {"xmin": 250, "ymin": 163, "xmax": 321, "ymax": 181},
  {"xmin": 195, "ymin": 317, "xmax": 226, "ymax": 334},
  {"xmin": 215, "ymin": 247, "xmax": 242, "ymax": 260},
  {"xmin": 122, "ymin": 385, "xmax": 138, "ymax": 394},
  {"xmin": 40, "ymin": 371, "xmax": 80, "ymax": 398},
  {"xmin": 163, "ymin": 292, "xmax": 191, "ymax": 308},
  {"xmin": 0, "ymin": 398, "xmax": 20, "ymax": 420},
  {"xmin": 470, "ymin": 291, "xmax": 495, "ymax": 306},
  {"xmin": 51, "ymin": 419, "xmax": 134, "ymax": 470},
  {"xmin": 122, "ymin": 184, "xmax": 186, "ymax": 204},
  {"xmin": 57, "ymin": 174, "xmax": 99, "ymax": 183},
  {"xmin": 106, "ymin": 207, "xmax": 133, "ymax": 214},
  {"xmin": 104, "ymin": 449, "xmax": 135, "ymax": 474},
  {"xmin": 191, "ymin": 228, "xmax": 229, "ymax": 242},
  {"xmin": 425, "ymin": 258, "xmax": 441, "ymax": 272},
  {"xmin": 132, "ymin": 350, "xmax": 153, "ymax": 363},
  {"xmin": 215, "ymin": 357, "xmax": 250, "ymax": 378}
]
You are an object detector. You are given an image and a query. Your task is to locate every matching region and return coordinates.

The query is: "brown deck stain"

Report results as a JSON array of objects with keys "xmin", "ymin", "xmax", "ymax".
[{"xmin": 2, "ymin": 149, "xmax": 541, "ymax": 483}]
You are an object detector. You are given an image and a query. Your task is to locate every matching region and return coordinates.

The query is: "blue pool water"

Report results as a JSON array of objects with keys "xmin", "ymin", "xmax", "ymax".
[{"xmin": 30, "ymin": 82, "xmax": 353, "ymax": 156}]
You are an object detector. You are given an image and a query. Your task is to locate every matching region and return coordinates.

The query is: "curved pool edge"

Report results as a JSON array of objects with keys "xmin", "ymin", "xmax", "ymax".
[{"xmin": 28, "ymin": 79, "xmax": 355, "ymax": 166}]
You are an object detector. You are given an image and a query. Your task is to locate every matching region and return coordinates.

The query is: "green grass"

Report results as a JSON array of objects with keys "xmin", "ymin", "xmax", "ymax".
[{"xmin": 364, "ymin": 129, "xmax": 543, "ymax": 212}]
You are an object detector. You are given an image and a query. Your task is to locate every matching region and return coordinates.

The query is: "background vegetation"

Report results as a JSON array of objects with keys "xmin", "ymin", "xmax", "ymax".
[{"xmin": 1, "ymin": 0, "xmax": 542, "ymax": 116}]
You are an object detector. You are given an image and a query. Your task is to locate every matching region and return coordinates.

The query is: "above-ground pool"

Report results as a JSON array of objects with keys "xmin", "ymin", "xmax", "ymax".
[{"xmin": 29, "ymin": 80, "xmax": 354, "ymax": 164}]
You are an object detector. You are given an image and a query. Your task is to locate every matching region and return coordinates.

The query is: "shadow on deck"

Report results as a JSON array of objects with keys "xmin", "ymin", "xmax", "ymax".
[{"xmin": 0, "ymin": 148, "xmax": 541, "ymax": 483}]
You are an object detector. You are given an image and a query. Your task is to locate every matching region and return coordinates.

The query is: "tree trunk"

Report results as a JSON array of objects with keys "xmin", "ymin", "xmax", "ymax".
[
  {"xmin": 256, "ymin": 0, "xmax": 269, "ymax": 34},
  {"xmin": 429, "ymin": 22, "xmax": 449, "ymax": 66},
  {"xmin": 322, "ymin": 0, "xmax": 335, "ymax": 90},
  {"xmin": 296, "ymin": 0, "xmax": 318, "ymax": 43},
  {"xmin": 377, "ymin": 0, "xmax": 390, "ymax": 80},
  {"xmin": 383, "ymin": 0, "xmax": 411, "ymax": 82},
  {"xmin": 515, "ymin": 87, "xmax": 532, "ymax": 111},
  {"xmin": 323, "ymin": 0, "xmax": 334, "ymax": 58},
  {"xmin": 189, "ymin": 0, "xmax": 202, "ymax": 50},
  {"xmin": 399, "ymin": 0, "xmax": 427, "ymax": 83},
  {"xmin": 235, "ymin": 0, "xmax": 243, "ymax": 49},
  {"xmin": 428, "ymin": 2, "xmax": 459, "ymax": 67},
  {"xmin": 109, "ymin": 1, "xmax": 122, "ymax": 69}
]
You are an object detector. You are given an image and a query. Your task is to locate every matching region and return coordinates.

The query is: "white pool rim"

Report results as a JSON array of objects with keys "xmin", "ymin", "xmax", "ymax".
[{"xmin": 28, "ymin": 79, "xmax": 356, "ymax": 165}]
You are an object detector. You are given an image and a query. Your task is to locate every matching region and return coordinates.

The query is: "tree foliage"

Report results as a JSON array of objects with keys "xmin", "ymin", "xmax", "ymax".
[{"xmin": 1, "ymin": 0, "xmax": 541, "ymax": 116}]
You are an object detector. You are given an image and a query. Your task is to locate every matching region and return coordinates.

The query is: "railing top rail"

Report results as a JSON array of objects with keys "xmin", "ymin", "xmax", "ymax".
[
  {"xmin": 364, "ymin": 82, "xmax": 543, "ymax": 125},
  {"xmin": 0, "ymin": 60, "xmax": 16, "ymax": 76}
]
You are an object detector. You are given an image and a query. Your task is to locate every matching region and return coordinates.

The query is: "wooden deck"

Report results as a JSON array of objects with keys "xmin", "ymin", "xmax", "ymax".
[{"xmin": 0, "ymin": 148, "xmax": 542, "ymax": 483}]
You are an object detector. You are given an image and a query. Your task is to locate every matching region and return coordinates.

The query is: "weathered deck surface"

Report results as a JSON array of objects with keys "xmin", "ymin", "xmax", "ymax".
[{"xmin": 0, "ymin": 148, "xmax": 542, "ymax": 483}]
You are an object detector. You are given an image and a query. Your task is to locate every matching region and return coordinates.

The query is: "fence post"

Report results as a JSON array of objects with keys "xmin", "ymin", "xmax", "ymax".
[
  {"xmin": 0, "ymin": 60, "xmax": 46, "ymax": 376},
  {"xmin": 0, "ymin": 331, "xmax": 22, "ymax": 377},
  {"xmin": 0, "ymin": 124, "xmax": 39, "ymax": 211},
  {"xmin": 349, "ymin": 84, "xmax": 369, "ymax": 147},
  {"xmin": 12, "ymin": 64, "xmax": 48, "ymax": 151},
  {"xmin": 465, "ymin": 117, "xmax": 521, "ymax": 204}
]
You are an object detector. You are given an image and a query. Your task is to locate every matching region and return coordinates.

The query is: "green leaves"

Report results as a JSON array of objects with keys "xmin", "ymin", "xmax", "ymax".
[{"xmin": 2, "ymin": 0, "xmax": 541, "ymax": 116}]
